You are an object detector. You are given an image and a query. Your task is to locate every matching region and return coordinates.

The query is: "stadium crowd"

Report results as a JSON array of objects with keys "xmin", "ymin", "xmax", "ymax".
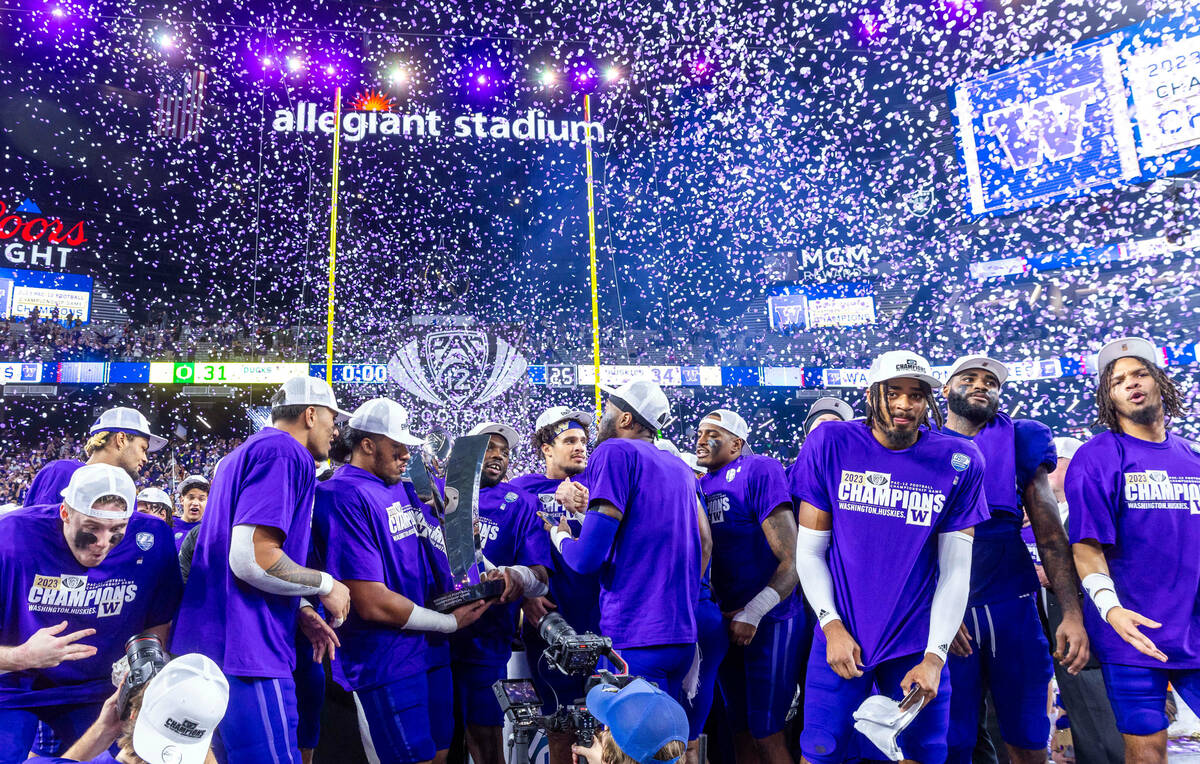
[{"xmin": 0, "ymin": 336, "xmax": 1194, "ymax": 764}]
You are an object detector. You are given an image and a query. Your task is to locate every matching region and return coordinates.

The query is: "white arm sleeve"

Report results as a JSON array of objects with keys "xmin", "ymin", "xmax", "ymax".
[
  {"xmin": 230, "ymin": 524, "xmax": 333, "ymax": 597},
  {"xmin": 403, "ymin": 605, "xmax": 458, "ymax": 634},
  {"xmin": 795, "ymin": 526, "xmax": 841, "ymax": 627},
  {"xmin": 926, "ymin": 531, "xmax": 974, "ymax": 662},
  {"xmin": 502, "ymin": 565, "xmax": 549, "ymax": 598}
]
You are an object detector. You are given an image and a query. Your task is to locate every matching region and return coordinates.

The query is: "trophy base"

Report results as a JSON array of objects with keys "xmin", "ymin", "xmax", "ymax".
[{"xmin": 431, "ymin": 579, "xmax": 506, "ymax": 613}]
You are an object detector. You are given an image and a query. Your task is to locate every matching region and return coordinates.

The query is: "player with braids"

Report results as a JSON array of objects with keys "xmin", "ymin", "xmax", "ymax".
[{"xmin": 1094, "ymin": 356, "xmax": 1185, "ymax": 433}]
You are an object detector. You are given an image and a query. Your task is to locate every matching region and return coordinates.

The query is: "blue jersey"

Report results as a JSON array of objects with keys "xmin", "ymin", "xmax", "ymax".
[
  {"xmin": 944, "ymin": 412, "xmax": 1056, "ymax": 605},
  {"xmin": 509, "ymin": 472, "xmax": 602, "ymax": 633},
  {"xmin": 449, "ymin": 482, "xmax": 551, "ymax": 666},
  {"xmin": 699, "ymin": 454, "xmax": 799, "ymax": 620},
  {"xmin": 23, "ymin": 460, "xmax": 83, "ymax": 508}
]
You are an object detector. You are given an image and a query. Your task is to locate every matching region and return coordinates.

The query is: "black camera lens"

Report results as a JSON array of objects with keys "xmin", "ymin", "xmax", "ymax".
[{"xmin": 538, "ymin": 612, "xmax": 576, "ymax": 645}]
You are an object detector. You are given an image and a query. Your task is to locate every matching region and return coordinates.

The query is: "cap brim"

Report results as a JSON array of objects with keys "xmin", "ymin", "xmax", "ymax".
[
  {"xmin": 876, "ymin": 372, "xmax": 942, "ymax": 388},
  {"xmin": 148, "ymin": 434, "xmax": 168, "ymax": 452},
  {"xmin": 133, "ymin": 721, "xmax": 212, "ymax": 764},
  {"xmin": 394, "ymin": 431, "xmax": 426, "ymax": 447}
]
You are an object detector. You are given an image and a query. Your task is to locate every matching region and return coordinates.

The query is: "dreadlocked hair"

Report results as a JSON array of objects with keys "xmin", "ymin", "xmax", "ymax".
[
  {"xmin": 863, "ymin": 381, "xmax": 943, "ymax": 431},
  {"xmin": 1094, "ymin": 358, "xmax": 1185, "ymax": 433},
  {"xmin": 84, "ymin": 431, "xmax": 112, "ymax": 457}
]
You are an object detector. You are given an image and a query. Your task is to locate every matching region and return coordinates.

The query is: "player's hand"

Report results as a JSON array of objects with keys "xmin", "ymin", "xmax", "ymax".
[
  {"xmin": 319, "ymin": 579, "xmax": 351, "ymax": 627},
  {"xmin": 483, "ymin": 568, "xmax": 524, "ymax": 603},
  {"xmin": 556, "ymin": 480, "xmax": 589, "ymax": 514},
  {"xmin": 451, "ymin": 599, "xmax": 492, "ymax": 630},
  {"xmin": 1035, "ymin": 564, "xmax": 1050, "ymax": 589},
  {"xmin": 949, "ymin": 623, "xmax": 972, "ymax": 657},
  {"xmin": 723, "ymin": 610, "xmax": 757, "ymax": 646},
  {"xmin": 298, "ymin": 603, "xmax": 341, "ymax": 662},
  {"xmin": 1054, "ymin": 612, "xmax": 1090, "ymax": 674},
  {"xmin": 822, "ymin": 621, "xmax": 864, "ymax": 679},
  {"xmin": 16, "ymin": 621, "xmax": 97, "ymax": 669},
  {"xmin": 900, "ymin": 654, "xmax": 944, "ymax": 709},
  {"xmin": 571, "ymin": 733, "xmax": 604, "ymax": 764},
  {"xmin": 1107, "ymin": 607, "xmax": 1168, "ymax": 662},
  {"xmin": 522, "ymin": 596, "xmax": 557, "ymax": 626},
  {"xmin": 96, "ymin": 688, "xmax": 124, "ymax": 737}
]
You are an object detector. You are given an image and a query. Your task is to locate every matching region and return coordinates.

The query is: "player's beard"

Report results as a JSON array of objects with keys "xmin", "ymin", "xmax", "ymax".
[
  {"xmin": 946, "ymin": 388, "xmax": 997, "ymax": 426},
  {"xmin": 596, "ymin": 407, "xmax": 619, "ymax": 444},
  {"xmin": 1122, "ymin": 395, "xmax": 1163, "ymax": 427}
]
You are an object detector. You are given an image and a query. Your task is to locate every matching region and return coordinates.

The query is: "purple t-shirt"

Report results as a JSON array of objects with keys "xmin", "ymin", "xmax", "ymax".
[
  {"xmin": 170, "ymin": 427, "xmax": 317, "ymax": 678},
  {"xmin": 450, "ymin": 482, "xmax": 551, "ymax": 666},
  {"xmin": 944, "ymin": 412, "xmax": 1057, "ymax": 605},
  {"xmin": 580, "ymin": 438, "xmax": 700, "ymax": 649},
  {"xmin": 0, "ymin": 507, "xmax": 182, "ymax": 708},
  {"xmin": 397, "ymin": 481, "xmax": 452, "ymax": 670},
  {"xmin": 173, "ymin": 519, "xmax": 200, "ymax": 552},
  {"xmin": 1068, "ymin": 431, "xmax": 1200, "ymax": 668},
  {"xmin": 28, "ymin": 754, "xmax": 119, "ymax": 764},
  {"xmin": 509, "ymin": 472, "xmax": 603, "ymax": 633},
  {"xmin": 790, "ymin": 421, "xmax": 988, "ymax": 667},
  {"xmin": 313, "ymin": 465, "xmax": 435, "ymax": 691},
  {"xmin": 699, "ymin": 454, "xmax": 799, "ymax": 620},
  {"xmin": 23, "ymin": 460, "xmax": 83, "ymax": 508}
]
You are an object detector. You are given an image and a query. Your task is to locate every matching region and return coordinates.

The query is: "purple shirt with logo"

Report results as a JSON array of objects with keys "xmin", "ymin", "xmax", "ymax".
[
  {"xmin": 171, "ymin": 427, "xmax": 317, "ymax": 678},
  {"xmin": 699, "ymin": 454, "xmax": 799, "ymax": 620},
  {"xmin": 449, "ymin": 482, "xmax": 551, "ymax": 666},
  {"xmin": 172, "ymin": 519, "xmax": 200, "ymax": 552},
  {"xmin": 580, "ymin": 438, "xmax": 700, "ymax": 649},
  {"xmin": 790, "ymin": 421, "xmax": 988, "ymax": 667},
  {"xmin": 509, "ymin": 472, "xmax": 603, "ymax": 633},
  {"xmin": 0, "ymin": 507, "xmax": 181, "ymax": 708},
  {"xmin": 943, "ymin": 412, "xmax": 1057, "ymax": 605},
  {"xmin": 23, "ymin": 460, "xmax": 83, "ymax": 508},
  {"xmin": 396, "ymin": 481, "xmax": 452, "ymax": 670},
  {"xmin": 1068, "ymin": 431, "xmax": 1200, "ymax": 668},
  {"xmin": 313, "ymin": 465, "xmax": 435, "ymax": 691}
]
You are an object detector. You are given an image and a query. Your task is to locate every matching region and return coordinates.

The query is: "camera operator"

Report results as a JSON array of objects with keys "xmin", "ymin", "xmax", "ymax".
[
  {"xmin": 571, "ymin": 678, "xmax": 689, "ymax": 764},
  {"xmin": 28, "ymin": 653, "xmax": 229, "ymax": 764},
  {"xmin": 0, "ymin": 464, "xmax": 183, "ymax": 764}
]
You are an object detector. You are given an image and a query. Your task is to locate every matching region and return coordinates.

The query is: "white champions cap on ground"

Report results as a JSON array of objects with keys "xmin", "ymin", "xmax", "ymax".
[
  {"xmin": 1095, "ymin": 337, "xmax": 1160, "ymax": 380},
  {"xmin": 136, "ymin": 487, "xmax": 172, "ymax": 508},
  {"xmin": 945, "ymin": 354, "xmax": 1010, "ymax": 386},
  {"xmin": 90, "ymin": 407, "xmax": 167, "ymax": 452},
  {"xmin": 534, "ymin": 406, "xmax": 594, "ymax": 432},
  {"xmin": 348, "ymin": 398, "xmax": 425, "ymax": 446},
  {"xmin": 468, "ymin": 421, "xmax": 521, "ymax": 451},
  {"xmin": 603, "ymin": 379, "xmax": 674, "ymax": 433},
  {"xmin": 698, "ymin": 409, "xmax": 750, "ymax": 444},
  {"xmin": 177, "ymin": 475, "xmax": 210, "ymax": 496},
  {"xmin": 866, "ymin": 350, "xmax": 942, "ymax": 389},
  {"xmin": 272, "ymin": 376, "xmax": 353, "ymax": 420},
  {"xmin": 61, "ymin": 463, "xmax": 137, "ymax": 520},
  {"xmin": 1053, "ymin": 436, "xmax": 1085, "ymax": 461},
  {"xmin": 133, "ymin": 653, "xmax": 229, "ymax": 764}
]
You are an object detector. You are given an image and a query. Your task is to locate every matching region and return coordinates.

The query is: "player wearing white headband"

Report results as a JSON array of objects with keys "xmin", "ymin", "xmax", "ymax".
[{"xmin": 0, "ymin": 464, "xmax": 183, "ymax": 763}]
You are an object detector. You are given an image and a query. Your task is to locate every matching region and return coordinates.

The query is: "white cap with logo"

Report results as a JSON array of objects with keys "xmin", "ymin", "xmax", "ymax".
[
  {"xmin": 133, "ymin": 653, "xmax": 229, "ymax": 764},
  {"xmin": 61, "ymin": 463, "xmax": 137, "ymax": 520},
  {"xmin": 177, "ymin": 475, "xmax": 210, "ymax": 496},
  {"xmin": 1053, "ymin": 436, "xmax": 1085, "ymax": 461},
  {"xmin": 866, "ymin": 350, "xmax": 942, "ymax": 389},
  {"xmin": 698, "ymin": 409, "xmax": 750, "ymax": 444},
  {"xmin": 945, "ymin": 355, "xmax": 1010, "ymax": 387},
  {"xmin": 136, "ymin": 487, "xmax": 172, "ymax": 508},
  {"xmin": 806, "ymin": 397, "xmax": 854, "ymax": 424},
  {"xmin": 534, "ymin": 406, "xmax": 594, "ymax": 432},
  {"xmin": 604, "ymin": 379, "xmax": 674, "ymax": 433},
  {"xmin": 468, "ymin": 422, "xmax": 521, "ymax": 451},
  {"xmin": 1095, "ymin": 337, "xmax": 1160, "ymax": 380},
  {"xmin": 272, "ymin": 376, "xmax": 353, "ymax": 420},
  {"xmin": 90, "ymin": 407, "xmax": 167, "ymax": 452},
  {"xmin": 348, "ymin": 398, "xmax": 425, "ymax": 446}
]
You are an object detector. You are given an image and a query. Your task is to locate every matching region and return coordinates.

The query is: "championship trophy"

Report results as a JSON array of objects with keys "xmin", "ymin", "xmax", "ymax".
[{"xmin": 429, "ymin": 433, "xmax": 505, "ymax": 613}]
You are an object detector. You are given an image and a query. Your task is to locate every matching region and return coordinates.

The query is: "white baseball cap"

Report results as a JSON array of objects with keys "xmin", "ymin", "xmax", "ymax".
[
  {"xmin": 177, "ymin": 475, "xmax": 210, "ymax": 496},
  {"xmin": 90, "ymin": 407, "xmax": 166, "ymax": 452},
  {"xmin": 534, "ymin": 406, "xmax": 594, "ymax": 432},
  {"xmin": 698, "ymin": 409, "xmax": 750, "ymax": 443},
  {"xmin": 468, "ymin": 422, "xmax": 521, "ymax": 451},
  {"xmin": 604, "ymin": 380, "xmax": 674, "ymax": 433},
  {"xmin": 61, "ymin": 463, "xmax": 137, "ymax": 520},
  {"xmin": 945, "ymin": 355, "xmax": 1010, "ymax": 386},
  {"xmin": 133, "ymin": 653, "xmax": 229, "ymax": 764},
  {"xmin": 1095, "ymin": 337, "xmax": 1161, "ymax": 380},
  {"xmin": 272, "ymin": 376, "xmax": 352, "ymax": 420},
  {"xmin": 866, "ymin": 350, "xmax": 942, "ymax": 388},
  {"xmin": 1053, "ymin": 436, "xmax": 1085, "ymax": 461},
  {"xmin": 348, "ymin": 398, "xmax": 425, "ymax": 446},
  {"xmin": 136, "ymin": 487, "xmax": 172, "ymax": 508},
  {"xmin": 806, "ymin": 397, "xmax": 854, "ymax": 426}
]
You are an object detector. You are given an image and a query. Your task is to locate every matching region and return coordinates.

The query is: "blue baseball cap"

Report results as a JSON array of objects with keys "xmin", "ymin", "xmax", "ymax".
[{"xmin": 585, "ymin": 678, "xmax": 688, "ymax": 764}]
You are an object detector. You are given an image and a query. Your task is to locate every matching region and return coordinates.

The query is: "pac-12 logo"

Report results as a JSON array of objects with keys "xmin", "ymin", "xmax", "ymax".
[
  {"xmin": 388, "ymin": 327, "xmax": 527, "ymax": 408},
  {"xmin": 951, "ymin": 453, "xmax": 971, "ymax": 472}
]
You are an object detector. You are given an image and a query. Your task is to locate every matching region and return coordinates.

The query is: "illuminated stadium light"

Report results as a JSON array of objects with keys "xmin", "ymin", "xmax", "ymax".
[
  {"xmin": 261, "ymin": 56, "xmax": 273, "ymax": 68},
  {"xmin": 157, "ymin": 32, "xmax": 175, "ymax": 49},
  {"xmin": 603, "ymin": 66, "xmax": 621, "ymax": 82},
  {"xmin": 50, "ymin": 7, "xmax": 65, "ymax": 17},
  {"xmin": 539, "ymin": 69, "xmax": 557, "ymax": 86},
  {"xmin": 388, "ymin": 66, "xmax": 409, "ymax": 84},
  {"xmin": 286, "ymin": 56, "xmax": 304, "ymax": 72},
  {"xmin": 324, "ymin": 64, "xmax": 336, "ymax": 76}
]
